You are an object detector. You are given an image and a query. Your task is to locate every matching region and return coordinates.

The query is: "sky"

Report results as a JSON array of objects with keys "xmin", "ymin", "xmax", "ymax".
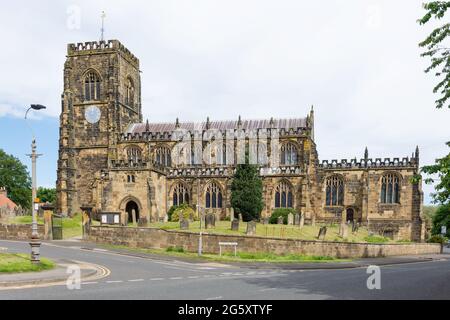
[{"xmin": 0, "ymin": 0, "xmax": 449, "ymax": 204}]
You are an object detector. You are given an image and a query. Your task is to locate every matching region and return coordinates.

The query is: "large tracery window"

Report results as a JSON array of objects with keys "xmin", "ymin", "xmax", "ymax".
[
  {"xmin": 280, "ymin": 143, "xmax": 298, "ymax": 165},
  {"xmin": 173, "ymin": 184, "xmax": 189, "ymax": 206},
  {"xmin": 125, "ymin": 78, "xmax": 135, "ymax": 107},
  {"xmin": 205, "ymin": 182, "xmax": 223, "ymax": 209},
  {"xmin": 154, "ymin": 146, "xmax": 172, "ymax": 167},
  {"xmin": 84, "ymin": 71, "xmax": 101, "ymax": 101},
  {"xmin": 127, "ymin": 147, "xmax": 142, "ymax": 163},
  {"xmin": 380, "ymin": 174, "xmax": 400, "ymax": 204},
  {"xmin": 275, "ymin": 181, "xmax": 293, "ymax": 208},
  {"xmin": 325, "ymin": 176, "xmax": 344, "ymax": 206}
]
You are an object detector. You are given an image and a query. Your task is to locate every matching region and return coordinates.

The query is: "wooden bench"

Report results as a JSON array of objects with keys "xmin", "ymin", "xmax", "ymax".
[{"xmin": 218, "ymin": 242, "xmax": 238, "ymax": 257}]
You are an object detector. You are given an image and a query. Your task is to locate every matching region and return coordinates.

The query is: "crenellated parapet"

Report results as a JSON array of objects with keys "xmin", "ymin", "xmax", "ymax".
[
  {"xmin": 67, "ymin": 40, "xmax": 139, "ymax": 68},
  {"xmin": 319, "ymin": 157, "xmax": 418, "ymax": 170}
]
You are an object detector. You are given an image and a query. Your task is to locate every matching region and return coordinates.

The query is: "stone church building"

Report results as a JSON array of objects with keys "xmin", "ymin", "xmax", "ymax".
[{"xmin": 56, "ymin": 40, "xmax": 425, "ymax": 241}]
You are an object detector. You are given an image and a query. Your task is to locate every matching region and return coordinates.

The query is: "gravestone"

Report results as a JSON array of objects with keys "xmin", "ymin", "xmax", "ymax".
[
  {"xmin": 341, "ymin": 223, "xmax": 349, "ymax": 238},
  {"xmin": 287, "ymin": 213, "xmax": 294, "ymax": 225},
  {"xmin": 163, "ymin": 214, "xmax": 169, "ymax": 223},
  {"xmin": 180, "ymin": 219, "xmax": 189, "ymax": 230},
  {"xmin": 317, "ymin": 226, "xmax": 327, "ymax": 240},
  {"xmin": 231, "ymin": 219, "xmax": 239, "ymax": 231},
  {"xmin": 138, "ymin": 217, "xmax": 148, "ymax": 227},
  {"xmin": 311, "ymin": 215, "xmax": 316, "ymax": 226},
  {"xmin": 352, "ymin": 221, "xmax": 359, "ymax": 233},
  {"xmin": 300, "ymin": 213, "xmax": 305, "ymax": 228},
  {"xmin": 246, "ymin": 221, "xmax": 256, "ymax": 235},
  {"xmin": 131, "ymin": 209, "xmax": 137, "ymax": 224},
  {"xmin": 277, "ymin": 216, "xmax": 284, "ymax": 225},
  {"xmin": 261, "ymin": 217, "xmax": 269, "ymax": 225},
  {"xmin": 230, "ymin": 207, "xmax": 235, "ymax": 220},
  {"xmin": 238, "ymin": 214, "xmax": 243, "ymax": 222},
  {"xmin": 205, "ymin": 213, "xmax": 216, "ymax": 229},
  {"xmin": 294, "ymin": 213, "xmax": 300, "ymax": 226}
]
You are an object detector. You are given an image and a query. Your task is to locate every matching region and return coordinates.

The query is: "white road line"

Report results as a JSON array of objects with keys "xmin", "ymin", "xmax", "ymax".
[
  {"xmin": 82, "ymin": 281, "xmax": 98, "ymax": 285},
  {"xmin": 169, "ymin": 277, "xmax": 183, "ymax": 280},
  {"xmin": 128, "ymin": 279, "xmax": 144, "ymax": 282},
  {"xmin": 150, "ymin": 278, "xmax": 164, "ymax": 281},
  {"xmin": 106, "ymin": 280, "xmax": 123, "ymax": 283},
  {"xmin": 203, "ymin": 275, "xmax": 213, "ymax": 278},
  {"xmin": 259, "ymin": 288, "xmax": 276, "ymax": 292},
  {"xmin": 188, "ymin": 276, "xmax": 200, "ymax": 279},
  {"xmin": 206, "ymin": 296, "xmax": 223, "ymax": 300}
]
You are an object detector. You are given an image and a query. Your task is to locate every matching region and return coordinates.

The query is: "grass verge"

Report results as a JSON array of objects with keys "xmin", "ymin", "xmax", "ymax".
[
  {"xmin": 101, "ymin": 244, "xmax": 351, "ymax": 263},
  {"xmin": 0, "ymin": 253, "xmax": 55, "ymax": 273}
]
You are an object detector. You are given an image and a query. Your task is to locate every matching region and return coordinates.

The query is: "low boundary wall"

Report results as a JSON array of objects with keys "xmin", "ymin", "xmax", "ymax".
[
  {"xmin": 88, "ymin": 226, "xmax": 441, "ymax": 258},
  {"xmin": 0, "ymin": 224, "xmax": 44, "ymax": 240}
]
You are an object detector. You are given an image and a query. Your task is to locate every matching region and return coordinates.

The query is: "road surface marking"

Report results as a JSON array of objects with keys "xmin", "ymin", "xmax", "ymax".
[
  {"xmin": 188, "ymin": 276, "xmax": 200, "ymax": 279},
  {"xmin": 206, "ymin": 296, "xmax": 223, "ymax": 300},
  {"xmin": 82, "ymin": 282, "xmax": 98, "ymax": 285},
  {"xmin": 106, "ymin": 280, "xmax": 123, "ymax": 283},
  {"xmin": 169, "ymin": 277, "xmax": 183, "ymax": 280},
  {"xmin": 150, "ymin": 278, "xmax": 164, "ymax": 281},
  {"xmin": 128, "ymin": 279, "xmax": 144, "ymax": 282}
]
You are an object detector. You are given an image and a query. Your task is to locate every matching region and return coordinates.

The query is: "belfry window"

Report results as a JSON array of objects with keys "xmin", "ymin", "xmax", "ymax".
[
  {"xmin": 126, "ymin": 78, "xmax": 135, "ymax": 107},
  {"xmin": 325, "ymin": 176, "xmax": 344, "ymax": 206},
  {"xmin": 280, "ymin": 143, "xmax": 298, "ymax": 165},
  {"xmin": 173, "ymin": 184, "xmax": 189, "ymax": 206},
  {"xmin": 205, "ymin": 182, "xmax": 223, "ymax": 209},
  {"xmin": 275, "ymin": 181, "xmax": 293, "ymax": 208},
  {"xmin": 380, "ymin": 174, "xmax": 400, "ymax": 204},
  {"xmin": 84, "ymin": 71, "xmax": 101, "ymax": 101}
]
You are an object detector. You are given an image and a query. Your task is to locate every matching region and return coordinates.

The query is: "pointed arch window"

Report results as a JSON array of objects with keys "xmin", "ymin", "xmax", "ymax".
[
  {"xmin": 125, "ymin": 77, "xmax": 135, "ymax": 107},
  {"xmin": 205, "ymin": 182, "xmax": 223, "ymax": 209},
  {"xmin": 126, "ymin": 146, "xmax": 142, "ymax": 164},
  {"xmin": 84, "ymin": 71, "xmax": 101, "ymax": 101},
  {"xmin": 173, "ymin": 184, "xmax": 189, "ymax": 206},
  {"xmin": 154, "ymin": 146, "xmax": 172, "ymax": 167},
  {"xmin": 274, "ymin": 181, "xmax": 293, "ymax": 208},
  {"xmin": 325, "ymin": 176, "xmax": 344, "ymax": 206},
  {"xmin": 280, "ymin": 143, "xmax": 298, "ymax": 165},
  {"xmin": 380, "ymin": 174, "xmax": 400, "ymax": 204}
]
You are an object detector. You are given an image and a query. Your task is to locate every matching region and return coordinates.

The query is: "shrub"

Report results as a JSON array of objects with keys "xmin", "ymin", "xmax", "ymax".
[
  {"xmin": 427, "ymin": 234, "xmax": 448, "ymax": 244},
  {"xmin": 166, "ymin": 246, "xmax": 184, "ymax": 253},
  {"xmin": 269, "ymin": 208, "xmax": 296, "ymax": 224},
  {"xmin": 170, "ymin": 204, "xmax": 197, "ymax": 222},
  {"xmin": 364, "ymin": 235, "xmax": 389, "ymax": 243}
]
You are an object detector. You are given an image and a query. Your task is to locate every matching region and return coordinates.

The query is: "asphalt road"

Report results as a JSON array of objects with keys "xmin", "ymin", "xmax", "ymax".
[{"xmin": 0, "ymin": 240, "xmax": 449, "ymax": 300}]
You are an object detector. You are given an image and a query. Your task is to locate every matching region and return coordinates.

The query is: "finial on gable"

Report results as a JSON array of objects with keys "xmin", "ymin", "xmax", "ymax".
[
  {"xmin": 364, "ymin": 146, "xmax": 369, "ymax": 161},
  {"xmin": 175, "ymin": 117, "xmax": 180, "ymax": 129},
  {"xmin": 237, "ymin": 115, "xmax": 242, "ymax": 127},
  {"xmin": 206, "ymin": 117, "xmax": 211, "ymax": 130},
  {"xmin": 145, "ymin": 119, "xmax": 150, "ymax": 132}
]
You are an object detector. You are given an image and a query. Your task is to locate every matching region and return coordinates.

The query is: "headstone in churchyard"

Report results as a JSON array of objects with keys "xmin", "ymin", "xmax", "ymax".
[
  {"xmin": 287, "ymin": 213, "xmax": 294, "ymax": 225},
  {"xmin": 138, "ymin": 217, "xmax": 148, "ymax": 227},
  {"xmin": 300, "ymin": 213, "xmax": 305, "ymax": 228},
  {"xmin": 317, "ymin": 226, "xmax": 327, "ymax": 240},
  {"xmin": 246, "ymin": 221, "xmax": 256, "ymax": 235},
  {"xmin": 261, "ymin": 217, "xmax": 269, "ymax": 225},
  {"xmin": 342, "ymin": 223, "xmax": 348, "ymax": 238},
  {"xmin": 277, "ymin": 216, "xmax": 284, "ymax": 225},
  {"xmin": 180, "ymin": 219, "xmax": 189, "ymax": 230},
  {"xmin": 294, "ymin": 213, "xmax": 300, "ymax": 226},
  {"xmin": 231, "ymin": 219, "xmax": 239, "ymax": 231},
  {"xmin": 205, "ymin": 213, "xmax": 216, "ymax": 229},
  {"xmin": 311, "ymin": 215, "xmax": 316, "ymax": 226},
  {"xmin": 230, "ymin": 207, "xmax": 235, "ymax": 220},
  {"xmin": 131, "ymin": 209, "xmax": 137, "ymax": 224},
  {"xmin": 339, "ymin": 222, "xmax": 345, "ymax": 236},
  {"xmin": 238, "ymin": 214, "xmax": 243, "ymax": 222},
  {"xmin": 163, "ymin": 214, "xmax": 169, "ymax": 223},
  {"xmin": 352, "ymin": 221, "xmax": 359, "ymax": 233}
]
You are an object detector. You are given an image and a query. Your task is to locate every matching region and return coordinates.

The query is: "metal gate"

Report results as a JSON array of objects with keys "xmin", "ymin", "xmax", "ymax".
[{"xmin": 52, "ymin": 214, "xmax": 63, "ymax": 240}]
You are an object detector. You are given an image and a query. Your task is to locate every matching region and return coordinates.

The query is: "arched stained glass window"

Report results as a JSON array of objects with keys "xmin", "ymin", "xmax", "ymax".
[
  {"xmin": 84, "ymin": 71, "xmax": 101, "ymax": 101},
  {"xmin": 205, "ymin": 182, "xmax": 223, "ymax": 208},
  {"xmin": 380, "ymin": 174, "xmax": 400, "ymax": 204},
  {"xmin": 173, "ymin": 184, "xmax": 189, "ymax": 206},
  {"xmin": 325, "ymin": 176, "xmax": 344, "ymax": 206},
  {"xmin": 280, "ymin": 143, "xmax": 298, "ymax": 165},
  {"xmin": 274, "ymin": 181, "xmax": 293, "ymax": 208}
]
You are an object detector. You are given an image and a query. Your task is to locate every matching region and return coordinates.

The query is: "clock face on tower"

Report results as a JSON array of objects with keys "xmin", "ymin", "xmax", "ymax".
[{"xmin": 85, "ymin": 106, "xmax": 101, "ymax": 124}]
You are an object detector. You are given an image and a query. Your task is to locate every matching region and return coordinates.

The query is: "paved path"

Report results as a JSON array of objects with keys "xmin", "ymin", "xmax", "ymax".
[{"xmin": 0, "ymin": 240, "xmax": 449, "ymax": 300}]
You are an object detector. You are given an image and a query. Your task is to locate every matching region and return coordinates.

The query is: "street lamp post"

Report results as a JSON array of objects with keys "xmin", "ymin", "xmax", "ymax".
[{"xmin": 25, "ymin": 104, "xmax": 46, "ymax": 264}]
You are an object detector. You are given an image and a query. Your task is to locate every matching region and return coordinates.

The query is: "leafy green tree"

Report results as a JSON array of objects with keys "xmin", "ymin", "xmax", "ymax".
[
  {"xmin": 418, "ymin": 1, "xmax": 450, "ymax": 109},
  {"xmin": 37, "ymin": 187, "xmax": 57, "ymax": 205},
  {"xmin": 431, "ymin": 203, "xmax": 450, "ymax": 236},
  {"xmin": 231, "ymin": 162, "xmax": 264, "ymax": 222},
  {"xmin": 0, "ymin": 149, "xmax": 31, "ymax": 209},
  {"xmin": 421, "ymin": 141, "xmax": 450, "ymax": 205}
]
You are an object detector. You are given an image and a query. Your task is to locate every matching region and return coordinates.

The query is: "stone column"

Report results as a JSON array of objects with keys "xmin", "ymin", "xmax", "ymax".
[
  {"xmin": 41, "ymin": 203, "xmax": 54, "ymax": 240},
  {"xmin": 80, "ymin": 205, "xmax": 93, "ymax": 240}
]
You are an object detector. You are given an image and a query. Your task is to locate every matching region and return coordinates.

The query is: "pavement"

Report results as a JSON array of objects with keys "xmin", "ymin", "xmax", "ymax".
[{"xmin": 0, "ymin": 239, "xmax": 449, "ymax": 299}]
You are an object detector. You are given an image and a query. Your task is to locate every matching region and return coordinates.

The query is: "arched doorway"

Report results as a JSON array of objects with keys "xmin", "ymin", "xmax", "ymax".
[
  {"xmin": 346, "ymin": 208, "xmax": 354, "ymax": 223},
  {"xmin": 125, "ymin": 201, "xmax": 140, "ymax": 224}
]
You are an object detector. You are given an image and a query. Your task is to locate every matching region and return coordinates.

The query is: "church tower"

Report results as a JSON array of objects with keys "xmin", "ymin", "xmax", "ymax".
[{"xmin": 56, "ymin": 40, "xmax": 142, "ymax": 216}]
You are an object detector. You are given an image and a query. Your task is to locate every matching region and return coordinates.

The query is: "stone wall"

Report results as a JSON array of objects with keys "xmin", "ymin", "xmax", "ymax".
[
  {"xmin": 88, "ymin": 225, "xmax": 440, "ymax": 259},
  {"xmin": 0, "ymin": 224, "xmax": 44, "ymax": 240}
]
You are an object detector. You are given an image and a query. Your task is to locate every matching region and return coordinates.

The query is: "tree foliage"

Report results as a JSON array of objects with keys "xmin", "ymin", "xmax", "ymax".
[
  {"xmin": 418, "ymin": 1, "xmax": 450, "ymax": 109},
  {"xmin": 0, "ymin": 149, "xmax": 31, "ymax": 209},
  {"xmin": 421, "ymin": 141, "xmax": 450, "ymax": 205},
  {"xmin": 431, "ymin": 203, "xmax": 450, "ymax": 236},
  {"xmin": 231, "ymin": 162, "xmax": 264, "ymax": 222},
  {"xmin": 37, "ymin": 187, "xmax": 57, "ymax": 205}
]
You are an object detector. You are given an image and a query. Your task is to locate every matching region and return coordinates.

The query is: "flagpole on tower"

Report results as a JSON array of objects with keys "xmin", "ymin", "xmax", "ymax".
[{"xmin": 100, "ymin": 11, "xmax": 106, "ymax": 41}]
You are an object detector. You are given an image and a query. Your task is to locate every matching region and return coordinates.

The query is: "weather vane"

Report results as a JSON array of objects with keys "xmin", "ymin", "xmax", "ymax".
[{"xmin": 100, "ymin": 11, "xmax": 106, "ymax": 42}]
